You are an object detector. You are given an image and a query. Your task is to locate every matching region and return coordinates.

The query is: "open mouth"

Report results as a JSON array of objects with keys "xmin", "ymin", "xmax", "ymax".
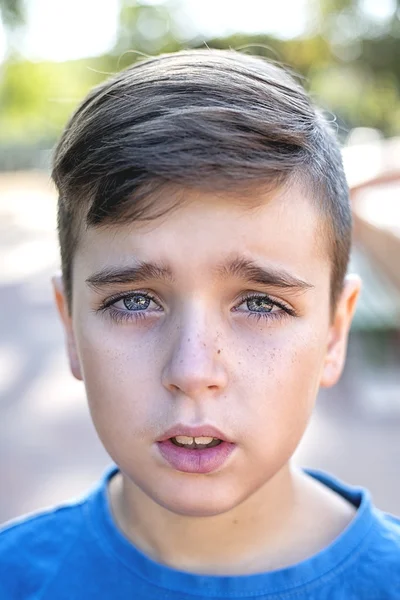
[
  {"xmin": 157, "ymin": 429, "xmax": 235, "ymax": 473},
  {"xmin": 170, "ymin": 435, "xmax": 222, "ymax": 449},
  {"xmin": 156, "ymin": 424, "xmax": 237, "ymax": 474}
]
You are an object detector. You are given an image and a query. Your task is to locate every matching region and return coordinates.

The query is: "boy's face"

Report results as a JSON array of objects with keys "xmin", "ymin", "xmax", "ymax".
[{"xmin": 55, "ymin": 183, "xmax": 360, "ymax": 517}]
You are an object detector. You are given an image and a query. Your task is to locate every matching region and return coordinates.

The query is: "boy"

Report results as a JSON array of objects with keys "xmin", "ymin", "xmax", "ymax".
[{"xmin": 1, "ymin": 49, "xmax": 399, "ymax": 599}]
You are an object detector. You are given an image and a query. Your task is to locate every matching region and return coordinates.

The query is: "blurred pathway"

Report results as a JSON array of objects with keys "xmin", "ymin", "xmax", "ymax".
[{"xmin": 0, "ymin": 172, "xmax": 399, "ymax": 523}]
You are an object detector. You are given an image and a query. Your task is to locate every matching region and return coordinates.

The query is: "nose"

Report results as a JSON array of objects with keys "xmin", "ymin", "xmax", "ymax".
[{"xmin": 161, "ymin": 317, "xmax": 228, "ymax": 399}]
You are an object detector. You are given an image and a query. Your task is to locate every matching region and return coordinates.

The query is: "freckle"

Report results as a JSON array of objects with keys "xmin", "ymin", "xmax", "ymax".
[{"xmin": 233, "ymin": 519, "xmax": 238, "ymax": 525}]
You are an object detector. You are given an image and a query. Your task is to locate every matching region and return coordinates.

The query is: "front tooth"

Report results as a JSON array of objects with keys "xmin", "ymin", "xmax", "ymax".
[
  {"xmin": 194, "ymin": 436, "xmax": 214, "ymax": 445},
  {"xmin": 174, "ymin": 435, "xmax": 194, "ymax": 445}
]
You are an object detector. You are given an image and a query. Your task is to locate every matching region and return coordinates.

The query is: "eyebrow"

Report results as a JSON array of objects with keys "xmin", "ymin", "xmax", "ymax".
[
  {"xmin": 86, "ymin": 262, "xmax": 174, "ymax": 290},
  {"xmin": 216, "ymin": 256, "xmax": 314, "ymax": 293},
  {"xmin": 86, "ymin": 256, "xmax": 313, "ymax": 293}
]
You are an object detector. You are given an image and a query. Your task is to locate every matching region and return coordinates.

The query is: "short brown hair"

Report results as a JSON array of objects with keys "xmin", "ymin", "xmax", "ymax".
[{"xmin": 52, "ymin": 49, "xmax": 351, "ymax": 314}]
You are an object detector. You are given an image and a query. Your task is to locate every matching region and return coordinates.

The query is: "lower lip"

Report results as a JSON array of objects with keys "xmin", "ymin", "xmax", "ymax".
[{"xmin": 157, "ymin": 440, "xmax": 236, "ymax": 474}]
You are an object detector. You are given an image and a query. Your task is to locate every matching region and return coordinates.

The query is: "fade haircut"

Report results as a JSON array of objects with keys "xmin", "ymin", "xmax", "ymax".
[{"xmin": 52, "ymin": 49, "xmax": 352, "ymax": 315}]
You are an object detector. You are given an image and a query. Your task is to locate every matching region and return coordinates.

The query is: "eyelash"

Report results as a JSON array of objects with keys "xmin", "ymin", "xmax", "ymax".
[
  {"xmin": 237, "ymin": 293, "xmax": 297, "ymax": 323},
  {"xmin": 97, "ymin": 291, "xmax": 297, "ymax": 325}
]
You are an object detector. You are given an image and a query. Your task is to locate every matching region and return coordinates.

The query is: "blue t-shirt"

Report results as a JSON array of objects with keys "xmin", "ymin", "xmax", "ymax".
[{"xmin": 1, "ymin": 466, "xmax": 399, "ymax": 599}]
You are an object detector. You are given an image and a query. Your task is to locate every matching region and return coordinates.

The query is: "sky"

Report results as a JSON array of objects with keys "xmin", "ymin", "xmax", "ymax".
[{"xmin": 0, "ymin": 0, "xmax": 397, "ymax": 63}]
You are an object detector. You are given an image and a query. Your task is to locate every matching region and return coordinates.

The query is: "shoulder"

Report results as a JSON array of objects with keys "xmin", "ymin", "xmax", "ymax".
[
  {"xmin": 0, "ymin": 500, "xmax": 86, "ymax": 598},
  {"xmin": 0, "ymin": 498, "xmax": 86, "ymax": 549},
  {"xmin": 370, "ymin": 509, "xmax": 400, "ymax": 558},
  {"xmin": 305, "ymin": 469, "xmax": 400, "ymax": 593},
  {"xmin": 346, "ymin": 509, "xmax": 400, "ymax": 595}
]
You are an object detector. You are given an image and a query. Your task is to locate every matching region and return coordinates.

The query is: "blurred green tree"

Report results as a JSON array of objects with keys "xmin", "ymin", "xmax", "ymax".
[
  {"xmin": 0, "ymin": 0, "xmax": 24, "ymax": 27},
  {"xmin": 116, "ymin": 1, "xmax": 181, "ymax": 60},
  {"xmin": 0, "ymin": 0, "xmax": 24, "ymax": 58}
]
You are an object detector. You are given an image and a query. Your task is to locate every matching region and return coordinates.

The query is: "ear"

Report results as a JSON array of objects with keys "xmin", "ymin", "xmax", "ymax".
[
  {"xmin": 52, "ymin": 274, "xmax": 83, "ymax": 381},
  {"xmin": 320, "ymin": 275, "xmax": 361, "ymax": 388}
]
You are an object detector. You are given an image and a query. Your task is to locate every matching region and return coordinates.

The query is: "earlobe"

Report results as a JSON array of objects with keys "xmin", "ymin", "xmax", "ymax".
[
  {"xmin": 320, "ymin": 275, "xmax": 361, "ymax": 388},
  {"xmin": 52, "ymin": 274, "xmax": 83, "ymax": 381}
]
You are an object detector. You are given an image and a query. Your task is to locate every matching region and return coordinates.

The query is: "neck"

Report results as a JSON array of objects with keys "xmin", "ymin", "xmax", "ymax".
[{"xmin": 108, "ymin": 464, "xmax": 355, "ymax": 575}]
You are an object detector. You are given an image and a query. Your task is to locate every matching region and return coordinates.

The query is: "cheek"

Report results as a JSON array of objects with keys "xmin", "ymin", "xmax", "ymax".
[
  {"xmin": 234, "ymin": 324, "xmax": 326, "ymax": 440},
  {"xmin": 275, "ymin": 329, "xmax": 326, "ymax": 401},
  {"xmin": 73, "ymin": 314, "xmax": 163, "ymax": 441}
]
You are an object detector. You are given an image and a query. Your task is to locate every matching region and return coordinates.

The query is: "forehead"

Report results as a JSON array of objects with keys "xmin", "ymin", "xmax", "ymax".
[{"xmin": 76, "ymin": 183, "xmax": 328, "ymax": 283}]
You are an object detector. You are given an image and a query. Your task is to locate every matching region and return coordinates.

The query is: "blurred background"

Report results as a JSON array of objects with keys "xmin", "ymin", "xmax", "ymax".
[{"xmin": 0, "ymin": 0, "xmax": 399, "ymax": 523}]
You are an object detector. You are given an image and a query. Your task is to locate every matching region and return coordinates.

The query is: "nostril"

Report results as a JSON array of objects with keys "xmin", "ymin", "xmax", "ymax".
[{"xmin": 168, "ymin": 383, "xmax": 181, "ymax": 393}]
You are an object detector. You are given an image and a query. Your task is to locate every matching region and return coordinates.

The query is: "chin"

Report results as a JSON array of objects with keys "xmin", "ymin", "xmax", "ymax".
[
  {"xmin": 157, "ymin": 495, "xmax": 239, "ymax": 518},
  {"xmin": 148, "ymin": 476, "xmax": 246, "ymax": 518}
]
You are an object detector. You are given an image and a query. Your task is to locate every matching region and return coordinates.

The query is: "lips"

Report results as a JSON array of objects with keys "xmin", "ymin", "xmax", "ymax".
[{"xmin": 156, "ymin": 424, "xmax": 235, "ymax": 474}]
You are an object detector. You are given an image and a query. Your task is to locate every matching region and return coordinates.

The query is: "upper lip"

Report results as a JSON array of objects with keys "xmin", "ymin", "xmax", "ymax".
[{"xmin": 158, "ymin": 424, "xmax": 231, "ymax": 443}]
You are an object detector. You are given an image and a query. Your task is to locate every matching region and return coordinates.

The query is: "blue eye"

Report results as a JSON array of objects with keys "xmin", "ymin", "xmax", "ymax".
[
  {"xmin": 122, "ymin": 294, "xmax": 151, "ymax": 311},
  {"xmin": 99, "ymin": 292, "xmax": 163, "ymax": 324},
  {"xmin": 245, "ymin": 297, "xmax": 274, "ymax": 313},
  {"xmin": 234, "ymin": 294, "xmax": 295, "ymax": 323}
]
